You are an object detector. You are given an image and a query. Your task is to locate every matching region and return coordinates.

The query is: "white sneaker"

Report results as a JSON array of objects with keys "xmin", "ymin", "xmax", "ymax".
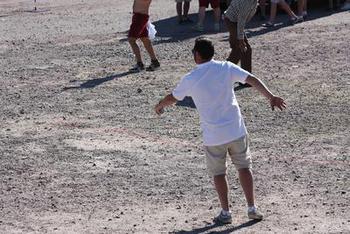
[
  {"xmin": 213, "ymin": 210, "xmax": 232, "ymax": 224},
  {"xmin": 248, "ymin": 207, "xmax": 264, "ymax": 220}
]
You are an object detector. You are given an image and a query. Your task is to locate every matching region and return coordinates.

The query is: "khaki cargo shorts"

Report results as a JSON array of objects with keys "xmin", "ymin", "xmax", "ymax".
[{"xmin": 204, "ymin": 135, "xmax": 252, "ymax": 176}]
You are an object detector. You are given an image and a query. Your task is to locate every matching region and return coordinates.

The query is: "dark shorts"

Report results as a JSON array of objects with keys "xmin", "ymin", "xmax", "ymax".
[
  {"xmin": 199, "ymin": 0, "xmax": 220, "ymax": 8},
  {"xmin": 128, "ymin": 12, "xmax": 149, "ymax": 38}
]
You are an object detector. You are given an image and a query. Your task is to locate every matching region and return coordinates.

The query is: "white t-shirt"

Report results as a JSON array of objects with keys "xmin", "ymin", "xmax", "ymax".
[{"xmin": 172, "ymin": 60, "xmax": 250, "ymax": 146}]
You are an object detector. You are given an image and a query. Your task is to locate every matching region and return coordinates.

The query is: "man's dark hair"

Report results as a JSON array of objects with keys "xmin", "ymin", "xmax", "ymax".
[{"xmin": 193, "ymin": 37, "xmax": 214, "ymax": 61}]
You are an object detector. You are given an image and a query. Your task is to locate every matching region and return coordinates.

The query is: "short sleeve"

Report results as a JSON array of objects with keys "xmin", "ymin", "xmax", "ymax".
[
  {"xmin": 228, "ymin": 62, "xmax": 251, "ymax": 84},
  {"xmin": 172, "ymin": 73, "xmax": 192, "ymax": 101}
]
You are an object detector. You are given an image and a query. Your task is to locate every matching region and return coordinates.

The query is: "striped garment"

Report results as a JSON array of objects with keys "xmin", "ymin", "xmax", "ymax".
[{"xmin": 224, "ymin": 0, "xmax": 258, "ymax": 40}]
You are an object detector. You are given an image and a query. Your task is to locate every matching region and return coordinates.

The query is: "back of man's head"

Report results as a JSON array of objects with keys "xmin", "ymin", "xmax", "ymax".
[{"xmin": 193, "ymin": 37, "xmax": 214, "ymax": 61}]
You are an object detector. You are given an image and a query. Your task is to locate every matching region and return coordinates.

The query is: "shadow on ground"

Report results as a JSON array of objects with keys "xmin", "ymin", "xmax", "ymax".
[
  {"xmin": 152, "ymin": 11, "xmax": 223, "ymax": 44},
  {"xmin": 172, "ymin": 219, "xmax": 262, "ymax": 234},
  {"xmin": 152, "ymin": 5, "xmax": 341, "ymax": 44},
  {"xmin": 62, "ymin": 71, "xmax": 132, "ymax": 90}
]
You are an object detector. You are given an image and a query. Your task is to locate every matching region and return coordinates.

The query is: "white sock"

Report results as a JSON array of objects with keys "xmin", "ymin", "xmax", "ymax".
[
  {"xmin": 248, "ymin": 206, "xmax": 257, "ymax": 212},
  {"xmin": 221, "ymin": 209, "xmax": 231, "ymax": 216}
]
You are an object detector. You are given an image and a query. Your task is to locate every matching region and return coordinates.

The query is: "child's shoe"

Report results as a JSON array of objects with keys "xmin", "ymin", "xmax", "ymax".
[
  {"xmin": 129, "ymin": 62, "xmax": 144, "ymax": 73},
  {"xmin": 262, "ymin": 21, "xmax": 274, "ymax": 27},
  {"xmin": 146, "ymin": 59, "xmax": 160, "ymax": 71}
]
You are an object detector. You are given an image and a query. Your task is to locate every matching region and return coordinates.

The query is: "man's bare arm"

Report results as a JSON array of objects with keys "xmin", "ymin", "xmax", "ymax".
[
  {"xmin": 154, "ymin": 94, "xmax": 178, "ymax": 115},
  {"xmin": 245, "ymin": 75, "xmax": 287, "ymax": 111}
]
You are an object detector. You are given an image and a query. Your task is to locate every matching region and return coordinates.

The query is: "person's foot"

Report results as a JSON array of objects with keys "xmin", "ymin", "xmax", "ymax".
[
  {"xmin": 182, "ymin": 17, "xmax": 193, "ymax": 23},
  {"xmin": 248, "ymin": 207, "xmax": 264, "ymax": 220},
  {"xmin": 302, "ymin": 11, "xmax": 308, "ymax": 20},
  {"xmin": 213, "ymin": 210, "xmax": 232, "ymax": 224},
  {"xmin": 177, "ymin": 17, "xmax": 185, "ymax": 24},
  {"xmin": 192, "ymin": 24, "xmax": 204, "ymax": 32},
  {"xmin": 146, "ymin": 59, "xmax": 160, "ymax": 72},
  {"xmin": 289, "ymin": 16, "xmax": 303, "ymax": 25},
  {"xmin": 262, "ymin": 21, "xmax": 274, "ymax": 27},
  {"xmin": 129, "ymin": 62, "xmax": 144, "ymax": 73}
]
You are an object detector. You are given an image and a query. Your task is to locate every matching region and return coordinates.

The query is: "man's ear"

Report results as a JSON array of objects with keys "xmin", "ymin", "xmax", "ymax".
[{"xmin": 194, "ymin": 51, "xmax": 201, "ymax": 64}]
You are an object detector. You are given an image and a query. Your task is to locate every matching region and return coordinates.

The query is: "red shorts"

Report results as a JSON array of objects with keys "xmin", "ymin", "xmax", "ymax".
[
  {"xmin": 128, "ymin": 13, "xmax": 149, "ymax": 38},
  {"xmin": 199, "ymin": 0, "xmax": 220, "ymax": 8}
]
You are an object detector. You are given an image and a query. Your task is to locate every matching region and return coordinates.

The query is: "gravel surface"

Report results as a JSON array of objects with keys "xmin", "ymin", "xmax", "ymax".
[{"xmin": 1, "ymin": 0, "xmax": 349, "ymax": 233}]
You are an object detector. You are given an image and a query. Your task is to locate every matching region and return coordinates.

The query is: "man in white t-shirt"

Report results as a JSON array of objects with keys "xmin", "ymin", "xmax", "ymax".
[{"xmin": 154, "ymin": 37, "xmax": 286, "ymax": 224}]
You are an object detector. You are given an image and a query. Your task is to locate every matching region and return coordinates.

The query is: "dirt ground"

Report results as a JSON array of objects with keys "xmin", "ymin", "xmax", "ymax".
[{"xmin": 0, "ymin": 0, "xmax": 349, "ymax": 233}]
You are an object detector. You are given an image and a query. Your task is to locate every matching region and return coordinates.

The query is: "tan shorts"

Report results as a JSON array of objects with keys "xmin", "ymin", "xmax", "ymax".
[
  {"xmin": 204, "ymin": 135, "xmax": 252, "ymax": 176},
  {"xmin": 175, "ymin": 0, "xmax": 191, "ymax": 3}
]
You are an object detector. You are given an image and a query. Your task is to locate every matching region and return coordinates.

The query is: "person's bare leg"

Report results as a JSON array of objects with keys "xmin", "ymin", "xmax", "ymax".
[
  {"xmin": 176, "ymin": 2, "xmax": 183, "ymax": 21},
  {"xmin": 224, "ymin": 18, "xmax": 240, "ymax": 64},
  {"xmin": 184, "ymin": 1, "xmax": 190, "ymax": 19},
  {"xmin": 140, "ymin": 37, "xmax": 157, "ymax": 61},
  {"xmin": 240, "ymin": 36, "xmax": 252, "ymax": 73},
  {"xmin": 128, "ymin": 37, "xmax": 142, "ymax": 63},
  {"xmin": 213, "ymin": 7, "xmax": 221, "ymax": 24},
  {"xmin": 297, "ymin": 0, "xmax": 305, "ymax": 16},
  {"xmin": 279, "ymin": 1, "xmax": 298, "ymax": 19},
  {"xmin": 238, "ymin": 168, "xmax": 255, "ymax": 207},
  {"xmin": 198, "ymin": 6, "xmax": 206, "ymax": 26},
  {"xmin": 269, "ymin": 3, "xmax": 277, "ymax": 23},
  {"xmin": 214, "ymin": 174, "xmax": 230, "ymax": 211},
  {"xmin": 260, "ymin": 0, "xmax": 267, "ymax": 19}
]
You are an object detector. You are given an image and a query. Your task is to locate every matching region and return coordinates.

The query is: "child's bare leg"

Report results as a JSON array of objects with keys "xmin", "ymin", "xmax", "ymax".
[
  {"xmin": 140, "ymin": 37, "xmax": 157, "ymax": 61},
  {"xmin": 128, "ymin": 37, "xmax": 142, "ymax": 63}
]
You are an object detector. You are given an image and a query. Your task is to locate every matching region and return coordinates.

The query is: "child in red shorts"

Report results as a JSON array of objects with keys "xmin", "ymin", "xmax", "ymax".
[
  {"xmin": 128, "ymin": 0, "xmax": 160, "ymax": 72},
  {"xmin": 193, "ymin": 0, "xmax": 221, "ymax": 32}
]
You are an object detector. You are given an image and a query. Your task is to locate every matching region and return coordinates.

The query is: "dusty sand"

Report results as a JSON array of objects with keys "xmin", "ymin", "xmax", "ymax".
[{"xmin": 0, "ymin": 0, "xmax": 349, "ymax": 233}]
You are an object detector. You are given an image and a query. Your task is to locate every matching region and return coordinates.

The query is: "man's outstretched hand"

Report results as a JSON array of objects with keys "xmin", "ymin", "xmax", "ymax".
[
  {"xmin": 270, "ymin": 96, "xmax": 287, "ymax": 111},
  {"xmin": 154, "ymin": 103, "xmax": 164, "ymax": 115}
]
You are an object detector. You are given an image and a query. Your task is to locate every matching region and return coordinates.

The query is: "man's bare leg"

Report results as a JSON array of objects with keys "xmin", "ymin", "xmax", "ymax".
[
  {"xmin": 238, "ymin": 168, "xmax": 255, "ymax": 207},
  {"xmin": 140, "ymin": 37, "xmax": 160, "ymax": 71},
  {"xmin": 140, "ymin": 37, "xmax": 157, "ymax": 61},
  {"xmin": 224, "ymin": 18, "xmax": 240, "ymax": 64},
  {"xmin": 214, "ymin": 174, "xmax": 230, "ymax": 211},
  {"xmin": 128, "ymin": 37, "xmax": 142, "ymax": 63}
]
